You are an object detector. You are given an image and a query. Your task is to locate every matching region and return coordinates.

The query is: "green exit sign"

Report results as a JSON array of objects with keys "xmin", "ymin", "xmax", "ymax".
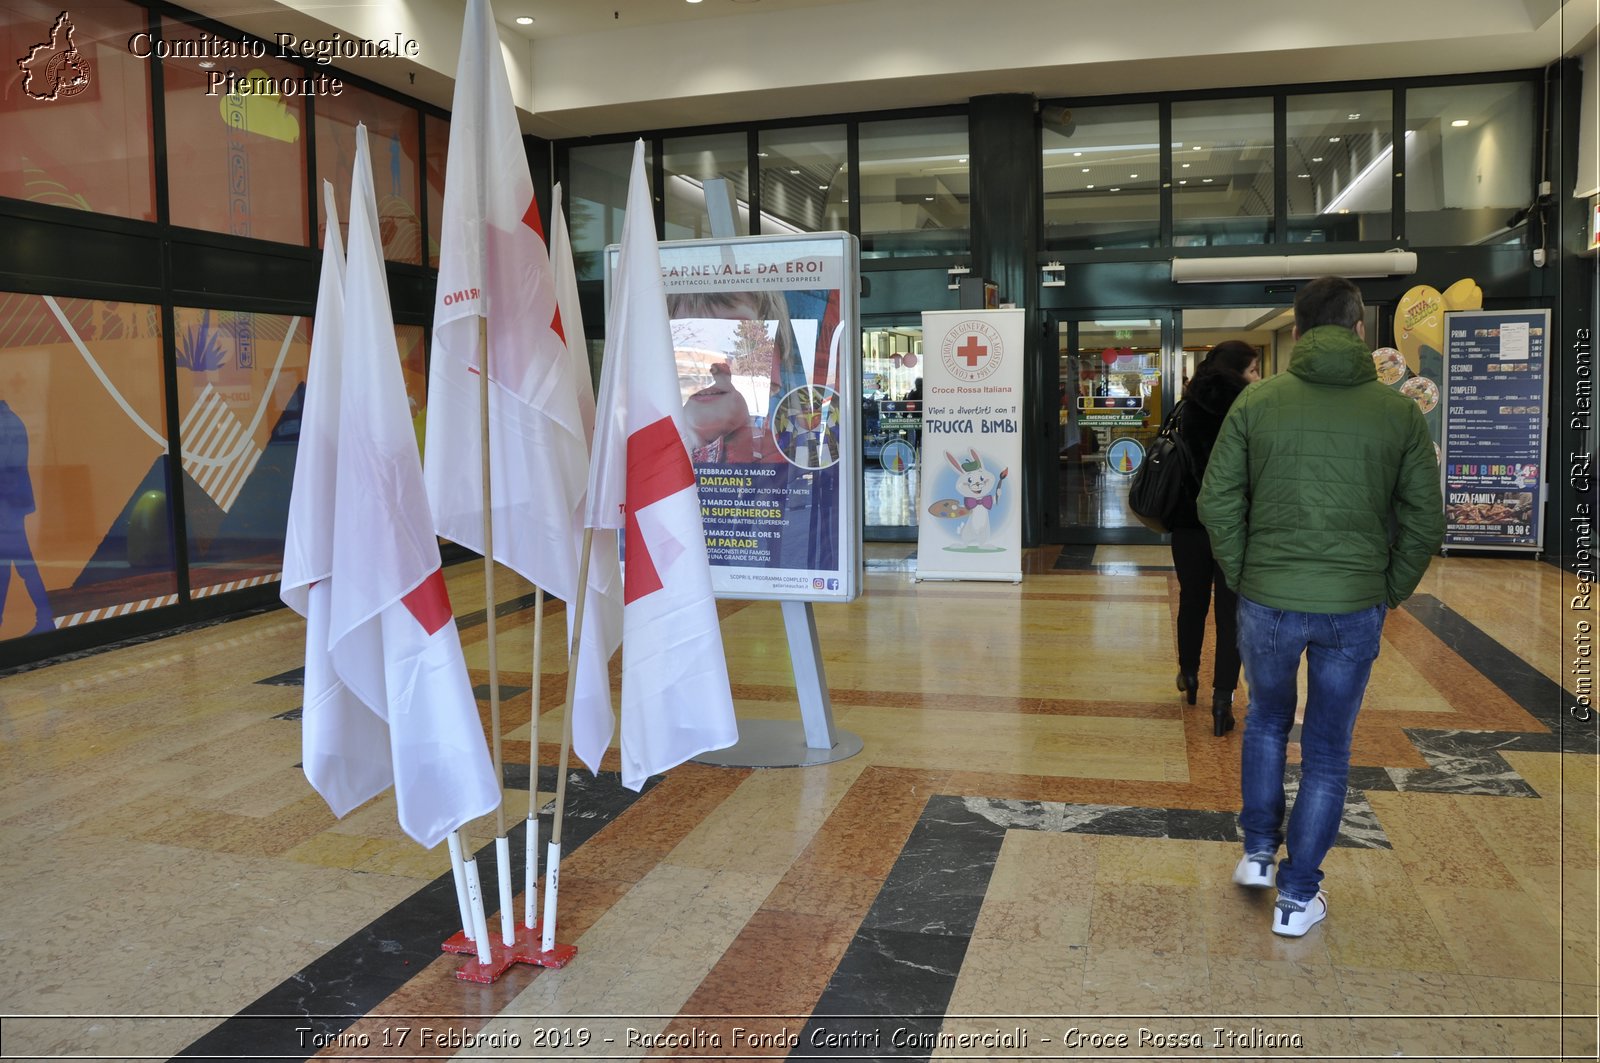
[{"xmin": 1115, "ymin": 329, "xmax": 1133, "ymax": 340}]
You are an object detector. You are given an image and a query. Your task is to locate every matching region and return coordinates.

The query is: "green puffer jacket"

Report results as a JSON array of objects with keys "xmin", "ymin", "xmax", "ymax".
[{"xmin": 1197, "ymin": 325, "xmax": 1444, "ymax": 612}]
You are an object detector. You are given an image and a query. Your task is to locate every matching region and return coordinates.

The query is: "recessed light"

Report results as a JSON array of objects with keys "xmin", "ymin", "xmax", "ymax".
[
  {"xmin": 817, "ymin": 184, "xmax": 827, "ymax": 190},
  {"xmin": 1110, "ymin": 187, "xmax": 1121, "ymax": 192},
  {"xmin": 789, "ymin": 169, "xmax": 800, "ymax": 175},
  {"xmin": 515, "ymin": 16, "xmax": 533, "ymax": 24},
  {"xmin": 1451, "ymin": 119, "xmax": 1470, "ymax": 127},
  {"xmin": 1081, "ymin": 167, "xmax": 1089, "ymax": 173},
  {"xmin": 1338, "ymin": 208, "xmax": 1350, "ymax": 214},
  {"xmin": 1073, "ymin": 151, "xmax": 1082, "ymax": 157},
  {"xmin": 1129, "ymin": 173, "xmax": 1138, "ymax": 178},
  {"xmin": 1177, "ymin": 179, "xmax": 1187, "ymax": 185},
  {"xmin": 1181, "ymin": 163, "xmax": 1190, "ymax": 168},
  {"xmin": 924, "ymin": 196, "xmax": 933, "ymax": 201},
  {"xmin": 756, "ymin": 151, "xmax": 768, "ymax": 157},
  {"xmin": 959, "ymin": 157, "xmax": 967, "ymax": 163},
  {"xmin": 1086, "ymin": 184, "xmax": 1095, "ymax": 189},
  {"xmin": 1202, "ymin": 178, "xmax": 1213, "ymax": 183},
  {"xmin": 1312, "ymin": 156, "xmax": 1323, "ymax": 162},
  {"xmin": 1329, "ymin": 136, "xmax": 1341, "ymax": 143},
  {"xmin": 686, "ymin": 0, "xmax": 703, "ymax": 4},
  {"xmin": 1298, "ymin": 173, "xmax": 1311, "ymax": 178},
  {"xmin": 1193, "ymin": 145, "xmax": 1203, "ymax": 151},
  {"xmin": 1347, "ymin": 113, "xmax": 1360, "ymax": 120}
]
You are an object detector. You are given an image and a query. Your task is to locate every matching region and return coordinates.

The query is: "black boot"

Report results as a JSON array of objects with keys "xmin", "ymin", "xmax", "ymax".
[
  {"xmin": 1212, "ymin": 691, "xmax": 1235, "ymax": 736},
  {"xmin": 1176, "ymin": 671, "xmax": 1198, "ymax": 706}
]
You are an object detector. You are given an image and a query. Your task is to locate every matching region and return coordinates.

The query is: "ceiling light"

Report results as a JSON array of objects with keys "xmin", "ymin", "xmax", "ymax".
[
  {"xmin": 1110, "ymin": 187, "xmax": 1121, "ymax": 192},
  {"xmin": 1298, "ymin": 173, "xmax": 1311, "ymax": 178},
  {"xmin": 515, "ymin": 15, "xmax": 533, "ymax": 24},
  {"xmin": 1193, "ymin": 145, "xmax": 1203, "ymax": 151},
  {"xmin": 1129, "ymin": 173, "xmax": 1138, "ymax": 178},
  {"xmin": 757, "ymin": 151, "xmax": 769, "ymax": 157},
  {"xmin": 959, "ymin": 157, "xmax": 967, "ymax": 163},
  {"xmin": 1181, "ymin": 163, "xmax": 1190, "ymax": 168},
  {"xmin": 1347, "ymin": 113, "xmax": 1360, "ymax": 120},
  {"xmin": 686, "ymin": 0, "xmax": 703, "ymax": 4},
  {"xmin": 1451, "ymin": 119, "xmax": 1470, "ymax": 127},
  {"xmin": 1086, "ymin": 184, "xmax": 1095, "ymax": 189},
  {"xmin": 1073, "ymin": 151, "xmax": 1082, "ymax": 157},
  {"xmin": 1202, "ymin": 178, "xmax": 1214, "ymax": 183},
  {"xmin": 789, "ymin": 169, "xmax": 800, "ymax": 174},
  {"xmin": 924, "ymin": 196, "xmax": 934, "ymax": 201},
  {"xmin": 1329, "ymin": 136, "xmax": 1341, "ymax": 143},
  {"xmin": 1312, "ymin": 156, "xmax": 1324, "ymax": 162},
  {"xmin": 817, "ymin": 184, "xmax": 827, "ymax": 190},
  {"xmin": 1177, "ymin": 179, "xmax": 1187, "ymax": 185},
  {"xmin": 1081, "ymin": 167, "xmax": 1089, "ymax": 173}
]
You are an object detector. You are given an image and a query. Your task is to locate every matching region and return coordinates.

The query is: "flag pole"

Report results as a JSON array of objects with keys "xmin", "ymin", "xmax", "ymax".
[
  {"xmin": 475, "ymin": 316, "xmax": 515, "ymax": 950},
  {"xmin": 523, "ymin": 586, "xmax": 545, "ymax": 930},
  {"xmin": 541, "ymin": 527, "xmax": 593, "ymax": 953}
]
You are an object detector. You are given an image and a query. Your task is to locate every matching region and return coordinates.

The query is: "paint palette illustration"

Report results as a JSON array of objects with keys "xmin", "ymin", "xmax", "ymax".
[{"xmin": 928, "ymin": 498, "xmax": 967, "ymax": 518}]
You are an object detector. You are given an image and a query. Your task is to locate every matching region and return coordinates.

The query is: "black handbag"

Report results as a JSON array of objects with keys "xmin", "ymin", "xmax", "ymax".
[{"xmin": 1128, "ymin": 400, "xmax": 1196, "ymax": 534}]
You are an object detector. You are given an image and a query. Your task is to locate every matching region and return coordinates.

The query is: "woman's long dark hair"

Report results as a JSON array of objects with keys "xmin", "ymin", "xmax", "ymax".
[{"xmin": 1197, "ymin": 340, "xmax": 1258, "ymax": 378}]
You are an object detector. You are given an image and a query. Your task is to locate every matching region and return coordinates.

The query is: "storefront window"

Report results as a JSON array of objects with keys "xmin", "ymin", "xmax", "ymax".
[
  {"xmin": 0, "ymin": 293, "xmax": 173, "ymax": 640},
  {"xmin": 1042, "ymin": 102, "xmax": 1159, "ymax": 249},
  {"xmin": 858, "ymin": 115, "xmax": 969, "ymax": 258},
  {"xmin": 314, "ymin": 84, "xmax": 423, "ymax": 264},
  {"xmin": 758, "ymin": 125, "xmax": 848, "ymax": 234},
  {"xmin": 1404, "ymin": 81, "xmax": 1536, "ymax": 247},
  {"xmin": 395, "ymin": 323, "xmax": 428, "ymax": 457},
  {"xmin": 424, "ymin": 114, "xmax": 448, "ymax": 268},
  {"xmin": 1287, "ymin": 89, "xmax": 1393, "ymax": 243},
  {"xmin": 162, "ymin": 18, "xmax": 308, "ymax": 246},
  {"xmin": 1, "ymin": 0, "xmax": 155, "ymax": 220},
  {"xmin": 567, "ymin": 141, "xmax": 637, "ymax": 282},
  {"xmin": 1172, "ymin": 97, "xmax": 1273, "ymax": 246},
  {"xmin": 172, "ymin": 307, "xmax": 309, "ymax": 596},
  {"xmin": 663, "ymin": 132, "xmax": 749, "ymax": 240},
  {"xmin": 861, "ymin": 324, "xmax": 924, "ymax": 533}
]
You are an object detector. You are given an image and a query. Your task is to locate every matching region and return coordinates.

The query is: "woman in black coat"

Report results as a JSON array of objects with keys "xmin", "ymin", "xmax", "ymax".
[{"xmin": 1170, "ymin": 340, "xmax": 1260, "ymax": 736}]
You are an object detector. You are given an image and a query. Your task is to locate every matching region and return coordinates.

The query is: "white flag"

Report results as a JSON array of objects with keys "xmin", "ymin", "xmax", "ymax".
[
  {"xmin": 424, "ymin": 0, "xmax": 616, "ymax": 769},
  {"xmin": 586, "ymin": 140, "xmax": 738, "ymax": 791},
  {"xmin": 328, "ymin": 124, "xmax": 500, "ymax": 850},
  {"xmin": 550, "ymin": 182, "xmax": 624, "ymax": 775},
  {"xmin": 281, "ymin": 181, "xmax": 392, "ymax": 817}
]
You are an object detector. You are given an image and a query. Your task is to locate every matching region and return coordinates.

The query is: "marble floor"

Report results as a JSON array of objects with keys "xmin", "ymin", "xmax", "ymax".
[{"xmin": 0, "ymin": 544, "xmax": 1595, "ymax": 1061}]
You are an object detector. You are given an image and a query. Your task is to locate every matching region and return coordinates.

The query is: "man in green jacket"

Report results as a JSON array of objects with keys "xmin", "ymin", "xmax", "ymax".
[{"xmin": 1198, "ymin": 275, "xmax": 1444, "ymax": 937}]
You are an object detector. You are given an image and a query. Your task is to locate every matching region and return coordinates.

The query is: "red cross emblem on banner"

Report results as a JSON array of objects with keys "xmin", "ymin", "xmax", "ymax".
[{"xmin": 957, "ymin": 334, "xmax": 988, "ymax": 368}]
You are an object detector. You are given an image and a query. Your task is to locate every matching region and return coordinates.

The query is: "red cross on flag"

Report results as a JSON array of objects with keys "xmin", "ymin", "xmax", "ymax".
[{"xmin": 584, "ymin": 140, "xmax": 738, "ymax": 791}]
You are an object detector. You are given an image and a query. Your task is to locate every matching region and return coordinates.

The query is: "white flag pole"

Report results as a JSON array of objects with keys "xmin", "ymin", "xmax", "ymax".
[
  {"xmin": 446, "ymin": 830, "xmax": 475, "ymax": 943},
  {"xmin": 524, "ymin": 586, "xmax": 545, "ymax": 929},
  {"xmin": 542, "ymin": 527, "xmax": 594, "ymax": 953},
  {"xmin": 463, "ymin": 855, "xmax": 493, "ymax": 966}
]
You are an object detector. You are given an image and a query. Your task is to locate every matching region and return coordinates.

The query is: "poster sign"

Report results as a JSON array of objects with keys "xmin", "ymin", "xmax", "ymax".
[
  {"xmin": 915, "ymin": 309, "xmax": 1025, "ymax": 582},
  {"xmin": 1441, "ymin": 309, "xmax": 1550, "ymax": 551},
  {"xmin": 609, "ymin": 232, "xmax": 861, "ymax": 602}
]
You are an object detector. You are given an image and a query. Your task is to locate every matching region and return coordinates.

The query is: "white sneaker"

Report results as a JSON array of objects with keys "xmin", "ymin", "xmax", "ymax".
[
  {"xmin": 1271, "ymin": 891, "xmax": 1328, "ymax": 937},
  {"xmin": 1232, "ymin": 852, "xmax": 1277, "ymax": 889}
]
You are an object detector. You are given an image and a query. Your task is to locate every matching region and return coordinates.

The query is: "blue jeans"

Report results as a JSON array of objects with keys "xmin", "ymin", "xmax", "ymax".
[{"xmin": 1236, "ymin": 595, "xmax": 1388, "ymax": 903}]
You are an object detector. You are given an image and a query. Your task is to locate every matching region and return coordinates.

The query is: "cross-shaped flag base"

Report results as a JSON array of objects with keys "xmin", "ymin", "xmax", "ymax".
[{"xmin": 443, "ymin": 922, "xmax": 578, "ymax": 983}]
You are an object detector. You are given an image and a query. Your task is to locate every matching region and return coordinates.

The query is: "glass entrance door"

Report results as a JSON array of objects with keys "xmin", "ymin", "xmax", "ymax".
[{"xmin": 1051, "ymin": 315, "xmax": 1173, "ymax": 542}]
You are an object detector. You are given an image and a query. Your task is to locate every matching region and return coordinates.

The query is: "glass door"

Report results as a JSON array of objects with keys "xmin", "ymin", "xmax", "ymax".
[
  {"xmin": 1049, "ymin": 313, "xmax": 1175, "ymax": 542},
  {"xmin": 862, "ymin": 321, "xmax": 925, "ymax": 540}
]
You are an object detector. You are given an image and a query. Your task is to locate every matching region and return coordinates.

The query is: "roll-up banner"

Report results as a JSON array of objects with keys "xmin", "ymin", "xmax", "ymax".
[
  {"xmin": 1441, "ymin": 308, "xmax": 1551, "ymax": 552},
  {"xmin": 916, "ymin": 309, "xmax": 1025, "ymax": 582},
  {"xmin": 608, "ymin": 232, "xmax": 862, "ymax": 602}
]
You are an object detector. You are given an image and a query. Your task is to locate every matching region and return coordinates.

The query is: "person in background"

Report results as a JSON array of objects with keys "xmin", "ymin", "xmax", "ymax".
[
  {"xmin": 0, "ymin": 401, "xmax": 54, "ymax": 635},
  {"xmin": 1168, "ymin": 340, "xmax": 1259, "ymax": 735},
  {"xmin": 1199, "ymin": 276, "xmax": 1443, "ymax": 938}
]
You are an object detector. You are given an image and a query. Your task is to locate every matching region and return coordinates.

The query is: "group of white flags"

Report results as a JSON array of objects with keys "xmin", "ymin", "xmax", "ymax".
[{"xmin": 281, "ymin": 0, "xmax": 737, "ymax": 849}]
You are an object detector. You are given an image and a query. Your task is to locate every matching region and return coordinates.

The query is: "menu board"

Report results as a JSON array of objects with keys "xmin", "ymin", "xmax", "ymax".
[
  {"xmin": 608, "ymin": 232, "xmax": 862, "ymax": 602},
  {"xmin": 1441, "ymin": 309, "xmax": 1550, "ymax": 550}
]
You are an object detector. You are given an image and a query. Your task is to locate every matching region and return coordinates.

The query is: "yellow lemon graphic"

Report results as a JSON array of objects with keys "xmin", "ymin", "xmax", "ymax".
[{"xmin": 1394, "ymin": 284, "xmax": 1444, "ymax": 374}]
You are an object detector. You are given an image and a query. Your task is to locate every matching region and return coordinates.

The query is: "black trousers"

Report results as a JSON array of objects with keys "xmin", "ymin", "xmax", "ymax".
[{"xmin": 1170, "ymin": 525, "xmax": 1241, "ymax": 692}]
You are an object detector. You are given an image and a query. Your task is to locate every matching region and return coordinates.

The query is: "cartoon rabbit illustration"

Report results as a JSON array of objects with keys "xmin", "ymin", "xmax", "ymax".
[{"xmin": 929, "ymin": 448, "xmax": 1008, "ymax": 547}]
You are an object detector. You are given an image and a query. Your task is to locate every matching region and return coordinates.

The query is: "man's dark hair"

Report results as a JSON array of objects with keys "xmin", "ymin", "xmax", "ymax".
[{"xmin": 1294, "ymin": 275, "xmax": 1365, "ymax": 334}]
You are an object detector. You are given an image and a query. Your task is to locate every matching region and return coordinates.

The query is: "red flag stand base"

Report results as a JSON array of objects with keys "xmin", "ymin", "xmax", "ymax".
[{"xmin": 445, "ymin": 922, "xmax": 578, "ymax": 982}]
